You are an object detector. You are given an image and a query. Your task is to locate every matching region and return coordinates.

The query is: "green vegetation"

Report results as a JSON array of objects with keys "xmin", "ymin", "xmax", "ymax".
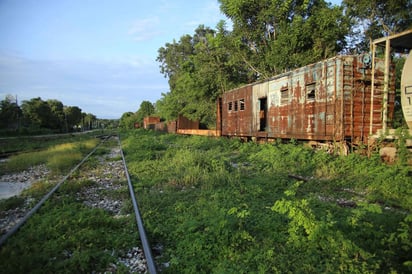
[
  {"xmin": 115, "ymin": 0, "xmax": 411, "ymax": 137},
  {"xmin": 0, "ymin": 95, "xmax": 118, "ymax": 136},
  {"xmin": 0, "ymin": 196, "xmax": 26, "ymax": 211},
  {"xmin": 0, "ymin": 200, "xmax": 137, "ymax": 273},
  {"xmin": 0, "ymin": 138, "xmax": 99, "ymax": 175},
  {"xmin": 145, "ymin": 0, "xmax": 412, "ymax": 127},
  {"xmin": 0, "ymin": 134, "xmax": 102, "ymax": 213},
  {"xmin": 0, "ymin": 132, "xmax": 96, "ymax": 155},
  {"xmin": 122, "ymin": 129, "xmax": 412, "ymax": 273},
  {"xmin": 0, "ymin": 138, "xmax": 138, "ymax": 273},
  {"xmin": 0, "ymin": 95, "xmax": 96, "ymax": 135},
  {"xmin": 119, "ymin": 100, "xmax": 155, "ymax": 129}
]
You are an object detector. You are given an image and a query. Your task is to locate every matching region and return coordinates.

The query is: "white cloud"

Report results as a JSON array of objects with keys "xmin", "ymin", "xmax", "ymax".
[
  {"xmin": 0, "ymin": 52, "xmax": 168, "ymax": 118},
  {"xmin": 128, "ymin": 17, "xmax": 162, "ymax": 42}
]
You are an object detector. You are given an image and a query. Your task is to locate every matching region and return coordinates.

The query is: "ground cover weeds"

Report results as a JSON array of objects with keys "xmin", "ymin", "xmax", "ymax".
[
  {"xmin": 0, "ymin": 136, "xmax": 139, "ymax": 273},
  {"xmin": 0, "ymin": 202, "xmax": 138, "ymax": 273},
  {"xmin": 0, "ymin": 131, "xmax": 101, "ymax": 155},
  {"xmin": 1, "ymin": 138, "xmax": 98, "ymax": 174},
  {"xmin": 122, "ymin": 129, "xmax": 411, "ymax": 273},
  {"xmin": 0, "ymin": 196, "xmax": 25, "ymax": 211}
]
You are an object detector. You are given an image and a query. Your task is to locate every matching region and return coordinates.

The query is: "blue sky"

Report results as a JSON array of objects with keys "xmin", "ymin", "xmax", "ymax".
[{"xmin": 0, "ymin": 0, "xmax": 341, "ymax": 119}]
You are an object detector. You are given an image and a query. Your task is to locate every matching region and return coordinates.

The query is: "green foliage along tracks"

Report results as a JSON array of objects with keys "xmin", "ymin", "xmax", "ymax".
[
  {"xmin": 0, "ymin": 136, "xmax": 147, "ymax": 273},
  {"xmin": 0, "ymin": 131, "xmax": 103, "ymax": 157},
  {"xmin": 121, "ymin": 129, "xmax": 412, "ymax": 273}
]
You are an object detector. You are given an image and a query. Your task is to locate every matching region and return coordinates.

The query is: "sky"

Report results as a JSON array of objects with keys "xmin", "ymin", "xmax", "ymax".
[{"xmin": 0, "ymin": 0, "xmax": 341, "ymax": 119}]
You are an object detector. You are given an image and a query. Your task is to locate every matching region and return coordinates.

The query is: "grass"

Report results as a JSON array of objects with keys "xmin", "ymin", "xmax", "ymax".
[
  {"xmin": 0, "ymin": 131, "xmax": 103, "ymax": 155},
  {"xmin": 20, "ymin": 180, "xmax": 56, "ymax": 201},
  {"xmin": 0, "ymin": 196, "xmax": 26, "ymax": 211},
  {"xmin": 120, "ymin": 129, "xmax": 412, "ymax": 273},
  {"xmin": 0, "ymin": 134, "xmax": 138, "ymax": 273},
  {"xmin": 0, "ymin": 137, "xmax": 101, "ymax": 214},
  {"xmin": 0, "ymin": 138, "xmax": 99, "ymax": 175},
  {"xmin": 1, "ymin": 129, "xmax": 410, "ymax": 273},
  {"xmin": 0, "ymin": 202, "xmax": 139, "ymax": 273}
]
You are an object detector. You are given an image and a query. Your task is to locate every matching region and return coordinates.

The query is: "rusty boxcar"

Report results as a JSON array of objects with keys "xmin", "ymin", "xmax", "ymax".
[{"xmin": 217, "ymin": 55, "xmax": 395, "ymax": 146}]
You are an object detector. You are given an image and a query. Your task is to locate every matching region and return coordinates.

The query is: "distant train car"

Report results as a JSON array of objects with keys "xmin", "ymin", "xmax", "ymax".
[
  {"xmin": 143, "ymin": 115, "xmax": 203, "ymax": 134},
  {"xmin": 217, "ymin": 54, "xmax": 395, "ymax": 146}
]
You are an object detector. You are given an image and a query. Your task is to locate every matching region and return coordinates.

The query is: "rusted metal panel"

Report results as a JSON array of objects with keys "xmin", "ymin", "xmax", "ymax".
[
  {"xmin": 216, "ymin": 98, "xmax": 222, "ymax": 134},
  {"xmin": 154, "ymin": 122, "xmax": 167, "ymax": 132},
  {"xmin": 220, "ymin": 55, "xmax": 395, "ymax": 143},
  {"xmin": 166, "ymin": 121, "xmax": 177, "ymax": 133},
  {"xmin": 221, "ymin": 85, "xmax": 253, "ymax": 136},
  {"xmin": 252, "ymin": 81, "xmax": 269, "ymax": 133},
  {"xmin": 177, "ymin": 129, "xmax": 219, "ymax": 136},
  {"xmin": 143, "ymin": 116, "xmax": 160, "ymax": 129},
  {"xmin": 344, "ymin": 56, "xmax": 395, "ymax": 142},
  {"xmin": 176, "ymin": 115, "xmax": 199, "ymax": 130},
  {"xmin": 263, "ymin": 58, "xmax": 338, "ymax": 140},
  {"xmin": 151, "ymin": 121, "xmax": 176, "ymax": 133}
]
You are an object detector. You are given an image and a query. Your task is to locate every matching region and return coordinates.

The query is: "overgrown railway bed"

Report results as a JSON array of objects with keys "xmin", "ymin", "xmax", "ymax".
[{"xmin": 0, "ymin": 135, "xmax": 157, "ymax": 273}]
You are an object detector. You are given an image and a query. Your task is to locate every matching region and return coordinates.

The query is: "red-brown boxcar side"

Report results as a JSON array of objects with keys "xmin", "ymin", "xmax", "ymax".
[
  {"xmin": 176, "ymin": 115, "xmax": 199, "ymax": 130},
  {"xmin": 220, "ymin": 85, "xmax": 254, "ymax": 137},
  {"xmin": 219, "ymin": 55, "xmax": 395, "ymax": 144},
  {"xmin": 143, "ymin": 116, "xmax": 161, "ymax": 129}
]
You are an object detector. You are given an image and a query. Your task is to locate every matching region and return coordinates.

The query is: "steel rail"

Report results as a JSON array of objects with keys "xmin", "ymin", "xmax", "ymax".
[
  {"xmin": 118, "ymin": 136, "xmax": 157, "ymax": 274},
  {"xmin": 0, "ymin": 136, "xmax": 109, "ymax": 247}
]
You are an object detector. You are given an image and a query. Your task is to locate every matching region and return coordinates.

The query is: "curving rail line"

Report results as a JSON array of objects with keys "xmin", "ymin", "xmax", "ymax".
[{"xmin": 0, "ymin": 134, "xmax": 157, "ymax": 273}]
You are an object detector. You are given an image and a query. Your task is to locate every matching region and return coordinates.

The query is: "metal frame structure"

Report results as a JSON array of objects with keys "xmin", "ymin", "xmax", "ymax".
[{"xmin": 370, "ymin": 29, "xmax": 412, "ymax": 135}]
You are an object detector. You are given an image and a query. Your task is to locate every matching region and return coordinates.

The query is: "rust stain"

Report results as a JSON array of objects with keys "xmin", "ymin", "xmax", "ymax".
[{"xmin": 220, "ymin": 55, "xmax": 395, "ymax": 144}]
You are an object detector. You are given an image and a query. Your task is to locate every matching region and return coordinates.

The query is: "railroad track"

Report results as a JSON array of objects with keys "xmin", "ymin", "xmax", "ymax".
[{"xmin": 0, "ymin": 135, "xmax": 157, "ymax": 273}]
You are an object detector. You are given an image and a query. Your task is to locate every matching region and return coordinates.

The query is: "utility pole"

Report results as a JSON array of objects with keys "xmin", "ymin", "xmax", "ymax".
[{"xmin": 16, "ymin": 94, "xmax": 20, "ymax": 131}]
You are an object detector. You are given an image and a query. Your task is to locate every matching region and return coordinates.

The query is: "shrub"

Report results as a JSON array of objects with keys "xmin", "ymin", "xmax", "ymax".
[{"xmin": 120, "ymin": 130, "xmax": 412, "ymax": 273}]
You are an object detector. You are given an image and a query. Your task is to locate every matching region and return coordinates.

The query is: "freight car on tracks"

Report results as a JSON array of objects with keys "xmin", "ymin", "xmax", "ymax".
[
  {"xmin": 146, "ymin": 30, "xmax": 412, "ymax": 155},
  {"xmin": 217, "ymin": 54, "xmax": 395, "ymax": 149}
]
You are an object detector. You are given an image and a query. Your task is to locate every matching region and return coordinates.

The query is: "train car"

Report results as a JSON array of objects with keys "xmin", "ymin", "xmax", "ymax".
[
  {"xmin": 143, "ymin": 115, "xmax": 201, "ymax": 134},
  {"xmin": 217, "ymin": 54, "xmax": 396, "ymax": 147}
]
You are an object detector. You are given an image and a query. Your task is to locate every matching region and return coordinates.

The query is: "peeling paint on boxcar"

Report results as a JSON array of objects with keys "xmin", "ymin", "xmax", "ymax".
[
  {"xmin": 221, "ymin": 84, "xmax": 254, "ymax": 137},
  {"xmin": 252, "ymin": 81, "xmax": 268, "ymax": 133},
  {"xmin": 220, "ymin": 55, "xmax": 395, "ymax": 144}
]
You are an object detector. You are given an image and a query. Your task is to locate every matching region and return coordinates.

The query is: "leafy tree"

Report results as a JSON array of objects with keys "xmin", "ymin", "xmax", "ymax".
[
  {"xmin": 64, "ymin": 106, "xmax": 82, "ymax": 131},
  {"xmin": 157, "ymin": 34, "xmax": 195, "ymax": 91},
  {"xmin": 2, "ymin": 95, "xmax": 98, "ymax": 133},
  {"xmin": 135, "ymin": 101, "xmax": 155, "ymax": 124},
  {"xmin": 155, "ymin": 92, "xmax": 180, "ymax": 122},
  {"xmin": 82, "ymin": 113, "xmax": 97, "ymax": 130},
  {"xmin": 0, "ymin": 95, "xmax": 21, "ymax": 130},
  {"xmin": 119, "ymin": 111, "xmax": 137, "ymax": 129},
  {"xmin": 46, "ymin": 99, "xmax": 65, "ymax": 131},
  {"xmin": 218, "ymin": 0, "xmax": 350, "ymax": 76},
  {"xmin": 99, "ymin": 118, "xmax": 118, "ymax": 129},
  {"xmin": 21, "ymin": 97, "xmax": 53, "ymax": 129},
  {"xmin": 119, "ymin": 101, "xmax": 155, "ymax": 130},
  {"xmin": 156, "ymin": 1, "xmax": 349, "ymax": 127},
  {"xmin": 156, "ymin": 24, "xmax": 250, "ymax": 127},
  {"xmin": 156, "ymin": 27, "xmax": 216, "ymax": 125},
  {"xmin": 343, "ymin": 0, "xmax": 412, "ymax": 52}
]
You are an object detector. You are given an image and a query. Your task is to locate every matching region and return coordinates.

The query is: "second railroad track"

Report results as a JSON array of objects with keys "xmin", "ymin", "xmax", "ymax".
[{"xmin": 0, "ymin": 135, "xmax": 157, "ymax": 273}]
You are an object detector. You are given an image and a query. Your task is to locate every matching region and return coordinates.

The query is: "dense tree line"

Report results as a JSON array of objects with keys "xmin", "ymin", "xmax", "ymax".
[
  {"xmin": 143, "ymin": 0, "xmax": 410, "ymax": 128},
  {"xmin": 119, "ymin": 100, "xmax": 155, "ymax": 129},
  {"xmin": 0, "ymin": 95, "xmax": 98, "ymax": 134}
]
